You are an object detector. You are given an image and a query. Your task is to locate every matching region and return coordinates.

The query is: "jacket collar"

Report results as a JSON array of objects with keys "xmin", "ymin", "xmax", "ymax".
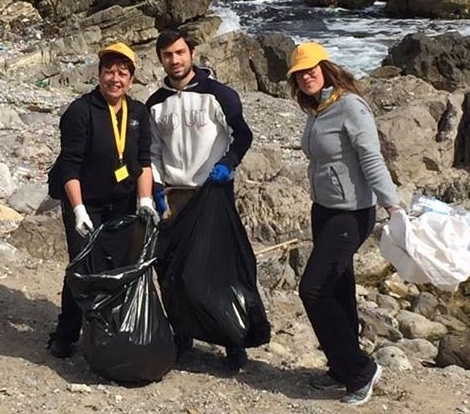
[{"xmin": 314, "ymin": 86, "xmax": 344, "ymax": 115}]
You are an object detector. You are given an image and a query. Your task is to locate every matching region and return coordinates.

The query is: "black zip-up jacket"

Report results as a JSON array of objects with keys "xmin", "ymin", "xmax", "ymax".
[{"xmin": 59, "ymin": 87, "xmax": 151, "ymax": 204}]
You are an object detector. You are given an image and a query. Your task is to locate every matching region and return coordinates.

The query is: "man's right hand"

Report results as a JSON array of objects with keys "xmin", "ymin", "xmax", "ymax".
[
  {"xmin": 153, "ymin": 188, "xmax": 168, "ymax": 216},
  {"xmin": 73, "ymin": 204, "xmax": 94, "ymax": 238}
]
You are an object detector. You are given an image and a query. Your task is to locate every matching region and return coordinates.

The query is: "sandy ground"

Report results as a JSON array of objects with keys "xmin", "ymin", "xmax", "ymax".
[{"xmin": 1, "ymin": 255, "xmax": 469, "ymax": 414}]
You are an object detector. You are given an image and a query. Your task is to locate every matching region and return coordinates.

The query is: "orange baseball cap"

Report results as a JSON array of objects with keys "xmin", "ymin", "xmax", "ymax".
[
  {"xmin": 98, "ymin": 42, "xmax": 136, "ymax": 65},
  {"xmin": 287, "ymin": 42, "xmax": 329, "ymax": 76}
]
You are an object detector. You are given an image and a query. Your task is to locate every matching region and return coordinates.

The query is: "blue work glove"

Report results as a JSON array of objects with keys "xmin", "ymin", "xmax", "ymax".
[
  {"xmin": 209, "ymin": 163, "xmax": 231, "ymax": 183},
  {"xmin": 153, "ymin": 188, "xmax": 168, "ymax": 216}
]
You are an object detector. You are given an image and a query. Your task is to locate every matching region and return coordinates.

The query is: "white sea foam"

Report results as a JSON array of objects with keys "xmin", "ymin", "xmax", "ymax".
[{"xmin": 209, "ymin": 3, "xmax": 241, "ymax": 35}]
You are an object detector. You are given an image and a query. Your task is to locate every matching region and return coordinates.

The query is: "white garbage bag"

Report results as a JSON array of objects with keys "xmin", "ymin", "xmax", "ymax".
[{"xmin": 380, "ymin": 209, "xmax": 470, "ymax": 291}]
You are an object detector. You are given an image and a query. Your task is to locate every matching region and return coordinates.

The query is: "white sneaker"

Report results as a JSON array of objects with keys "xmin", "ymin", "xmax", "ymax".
[{"xmin": 341, "ymin": 363, "xmax": 382, "ymax": 406}]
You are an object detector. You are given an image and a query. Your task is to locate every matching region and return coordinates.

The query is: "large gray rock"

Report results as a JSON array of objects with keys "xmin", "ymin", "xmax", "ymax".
[
  {"xmin": 397, "ymin": 310, "xmax": 448, "ymax": 341},
  {"xmin": 0, "ymin": 163, "xmax": 16, "ymax": 198},
  {"xmin": 81, "ymin": 5, "xmax": 157, "ymax": 46},
  {"xmin": 410, "ymin": 292, "xmax": 440, "ymax": 320},
  {"xmin": 0, "ymin": 240, "xmax": 26, "ymax": 266},
  {"xmin": 384, "ymin": 0, "xmax": 470, "ymax": 19},
  {"xmin": 31, "ymin": 0, "xmax": 94, "ymax": 19},
  {"xmin": 374, "ymin": 345, "xmax": 413, "ymax": 371},
  {"xmin": 236, "ymin": 149, "xmax": 311, "ymax": 245},
  {"xmin": 436, "ymin": 330, "xmax": 470, "ymax": 369},
  {"xmin": 257, "ymin": 254, "xmax": 298, "ymax": 291},
  {"xmin": 180, "ymin": 16, "xmax": 222, "ymax": 45},
  {"xmin": 152, "ymin": 0, "xmax": 212, "ymax": 29},
  {"xmin": 7, "ymin": 214, "xmax": 67, "ymax": 262},
  {"xmin": 30, "ymin": 0, "xmax": 212, "ymax": 25},
  {"xmin": 0, "ymin": 107, "xmax": 25, "ymax": 130},
  {"xmin": 8, "ymin": 185, "xmax": 48, "ymax": 215},
  {"xmin": 397, "ymin": 338, "xmax": 438, "ymax": 362},
  {"xmin": 434, "ymin": 314, "xmax": 469, "ymax": 333},
  {"xmin": 0, "ymin": 1, "xmax": 42, "ymax": 34},
  {"xmin": 248, "ymin": 32, "xmax": 295, "ymax": 98},
  {"xmin": 382, "ymin": 32, "xmax": 470, "ymax": 92},
  {"xmin": 305, "ymin": 0, "xmax": 375, "ymax": 9},
  {"xmin": 195, "ymin": 30, "xmax": 258, "ymax": 93},
  {"xmin": 0, "ymin": 205, "xmax": 23, "ymax": 235},
  {"xmin": 455, "ymin": 91, "xmax": 470, "ymax": 168},
  {"xmin": 363, "ymin": 75, "xmax": 462, "ymax": 186},
  {"xmin": 359, "ymin": 305, "xmax": 403, "ymax": 341}
]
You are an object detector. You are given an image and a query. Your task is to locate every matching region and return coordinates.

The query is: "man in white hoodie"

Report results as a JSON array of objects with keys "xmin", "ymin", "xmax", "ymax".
[{"xmin": 146, "ymin": 28, "xmax": 253, "ymax": 371}]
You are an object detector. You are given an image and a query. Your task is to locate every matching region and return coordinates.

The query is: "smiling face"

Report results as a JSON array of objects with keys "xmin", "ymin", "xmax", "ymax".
[
  {"xmin": 159, "ymin": 37, "xmax": 195, "ymax": 88},
  {"xmin": 294, "ymin": 65, "xmax": 325, "ymax": 100},
  {"xmin": 98, "ymin": 61, "xmax": 133, "ymax": 106}
]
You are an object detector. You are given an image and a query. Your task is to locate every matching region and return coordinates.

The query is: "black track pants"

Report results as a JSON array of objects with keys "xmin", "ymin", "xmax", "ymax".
[{"xmin": 299, "ymin": 203, "xmax": 376, "ymax": 392}]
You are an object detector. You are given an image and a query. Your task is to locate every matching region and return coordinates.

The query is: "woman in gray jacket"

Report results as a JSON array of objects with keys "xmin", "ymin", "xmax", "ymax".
[{"xmin": 287, "ymin": 42, "xmax": 401, "ymax": 406}]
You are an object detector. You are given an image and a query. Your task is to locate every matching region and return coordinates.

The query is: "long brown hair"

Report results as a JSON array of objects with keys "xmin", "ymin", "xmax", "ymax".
[{"xmin": 288, "ymin": 60, "xmax": 362, "ymax": 113}]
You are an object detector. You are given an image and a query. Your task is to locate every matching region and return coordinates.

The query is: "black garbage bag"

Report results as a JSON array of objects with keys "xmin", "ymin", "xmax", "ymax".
[
  {"xmin": 66, "ymin": 213, "xmax": 176, "ymax": 383},
  {"xmin": 155, "ymin": 183, "xmax": 271, "ymax": 349}
]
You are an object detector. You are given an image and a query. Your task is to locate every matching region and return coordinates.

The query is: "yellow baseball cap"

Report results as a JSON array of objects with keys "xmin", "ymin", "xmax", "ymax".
[
  {"xmin": 98, "ymin": 42, "xmax": 136, "ymax": 65},
  {"xmin": 287, "ymin": 42, "xmax": 329, "ymax": 76}
]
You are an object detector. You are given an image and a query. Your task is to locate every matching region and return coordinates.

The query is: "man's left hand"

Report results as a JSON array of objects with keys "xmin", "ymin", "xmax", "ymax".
[{"xmin": 209, "ymin": 163, "xmax": 231, "ymax": 183}]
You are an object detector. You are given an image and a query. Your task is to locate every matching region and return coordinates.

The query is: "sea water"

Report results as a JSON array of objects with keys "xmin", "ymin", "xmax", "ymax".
[{"xmin": 210, "ymin": 0, "xmax": 470, "ymax": 78}]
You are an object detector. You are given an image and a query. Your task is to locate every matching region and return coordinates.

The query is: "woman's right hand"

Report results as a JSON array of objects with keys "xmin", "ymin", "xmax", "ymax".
[
  {"xmin": 385, "ymin": 205, "xmax": 402, "ymax": 218},
  {"xmin": 73, "ymin": 204, "xmax": 94, "ymax": 237}
]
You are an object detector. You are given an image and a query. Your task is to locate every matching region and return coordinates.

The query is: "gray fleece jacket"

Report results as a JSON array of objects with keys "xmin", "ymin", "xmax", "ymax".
[{"xmin": 301, "ymin": 90, "xmax": 399, "ymax": 210}]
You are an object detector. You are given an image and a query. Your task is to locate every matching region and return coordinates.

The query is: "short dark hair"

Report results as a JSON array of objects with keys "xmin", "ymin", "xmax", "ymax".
[
  {"xmin": 155, "ymin": 28, "xmax": 196, "ymax": 61},
  {"xmin": 98, "ymin": 52, "xmax": 135, "ymax": 76}
]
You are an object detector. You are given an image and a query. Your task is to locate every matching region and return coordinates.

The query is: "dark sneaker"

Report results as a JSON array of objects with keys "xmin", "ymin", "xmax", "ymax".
[
  {"xmin": 310, "ymin": 373, "xmax": 344, "ymax": 390},
  {"xmin": 47, "ymin": 337, "xmax": 73, "ymax": 358},
  {"xmin": 225, "ymin": 347, "xmax": 248, "ymax": 371},
  {"xmin": 341, "ymin": 363, "xmax": 382, "ymax": 405},
  {"xmin": 174, "ymin": 334, "xmax": 193, "ymax": 360}
]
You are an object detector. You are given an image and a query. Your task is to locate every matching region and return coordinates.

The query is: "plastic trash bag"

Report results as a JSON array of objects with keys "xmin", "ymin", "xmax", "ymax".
[
  {"xmin": 380, "ymin": 208, "xmax": 470, "ymax": 291},
  {"xmin": 66, "ymin": 213, "xmax": 176, "ymax": 383},
  {"xmin": 155, "ymin": 183, "xmax": 271, "ymax": 349},
  {"xmin": 409, "ymin": 193, "xmax": 456, "ymax": 216}
]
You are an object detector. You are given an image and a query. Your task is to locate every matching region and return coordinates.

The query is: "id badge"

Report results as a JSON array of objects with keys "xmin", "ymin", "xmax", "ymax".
[{"xmin": 114, "ymin": 164, "xmax": 129, "ymax": 182}]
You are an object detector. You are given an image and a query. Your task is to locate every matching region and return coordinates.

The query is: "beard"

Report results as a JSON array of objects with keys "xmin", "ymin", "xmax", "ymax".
[{"xmin": 167, "ymin": 65, "xmax": 193, "ymax": 81}]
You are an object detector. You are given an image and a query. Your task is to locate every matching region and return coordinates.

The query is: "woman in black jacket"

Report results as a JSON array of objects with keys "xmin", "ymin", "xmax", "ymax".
[{"xmin": 47, "ymin": 42, "xmax": 157, "ymax": 358}]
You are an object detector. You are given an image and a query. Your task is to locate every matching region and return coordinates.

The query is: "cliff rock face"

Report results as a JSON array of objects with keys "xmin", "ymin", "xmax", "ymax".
[
  {"xmin": 194, "ymin": 31, "xmax": 259, "ymax": 93},
  {"xmin": 152, "ymin": 0, "xmax": 213, "ymax": 29},
  {"xmin": 30, "ymin": 0, "xmax": 94, "ymax": 19},
  {"xmin": 28, "ymin": 0, "xmax": 213, "ymax": 24}
]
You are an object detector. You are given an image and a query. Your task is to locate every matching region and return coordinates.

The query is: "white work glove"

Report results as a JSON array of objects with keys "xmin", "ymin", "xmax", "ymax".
[
  {"xmin": 137, "ymin": 196, "xmax": 159, "ymax": 226},
  {"xmin": 73, "ymin": 204, "xmax": 94, "ymax": 238}
]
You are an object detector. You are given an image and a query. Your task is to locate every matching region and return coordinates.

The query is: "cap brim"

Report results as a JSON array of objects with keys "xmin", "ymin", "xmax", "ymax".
[
  {"xmin": 287, "ymin": 62, "xmax": 314, "ymax": 76},
  {"xmin": 98, "ymin": 49, "xmax": 135, "ymax": 64}
]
